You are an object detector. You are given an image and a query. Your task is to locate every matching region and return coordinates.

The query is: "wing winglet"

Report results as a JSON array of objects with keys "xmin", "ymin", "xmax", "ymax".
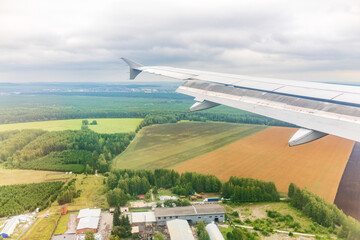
[{"xmin": 121, "ymin": 58, "xmax": 143, "ymax": 80}]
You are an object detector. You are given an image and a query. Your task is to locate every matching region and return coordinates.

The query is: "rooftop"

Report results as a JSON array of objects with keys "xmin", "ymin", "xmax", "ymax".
[
  {"xmin": 166, "ymin": 219, "xmax": 195, "ymax": 240},
  {"xmin": 77, "ymin": 208, "xmax": 101, "ymax": 219},
  {"xmin": 77, "ymin": 216, "xmax": 100, "ymax": 230},
  {"xmin": 155, "ymin": 204, "xmax": 224, "ymax": 217},
  {"xmin": 131, "ymin": 212, "xmax": 156, "ymax": 224}
]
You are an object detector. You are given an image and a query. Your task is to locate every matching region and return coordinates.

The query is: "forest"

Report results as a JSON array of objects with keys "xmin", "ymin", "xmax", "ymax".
[
  {"xmin": 288, "ymin": 183, "xmax": 360, "ymax": 239},
  {"xmin": 0, "ymin": 128, "xmax": 135, "ymax": 173},
  {"xmin": 0, "ymin": 181, "xmax": 64, "ymax": 217}
]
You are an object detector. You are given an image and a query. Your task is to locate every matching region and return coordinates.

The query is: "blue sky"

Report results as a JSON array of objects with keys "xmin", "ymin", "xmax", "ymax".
[{"xmin": 0, "ymin": 0, "xmax": 359, "ymax": 83}]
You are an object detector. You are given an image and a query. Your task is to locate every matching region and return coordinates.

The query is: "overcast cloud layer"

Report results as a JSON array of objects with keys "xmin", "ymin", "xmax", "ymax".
[{"xmin": 0, "ymin": 0, "xmax": 359, "ymax": 83}]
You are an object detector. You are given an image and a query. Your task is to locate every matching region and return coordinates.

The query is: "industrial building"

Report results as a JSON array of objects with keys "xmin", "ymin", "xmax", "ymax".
[
  {"xmin": 76, "ymin": 208, "xmax": 101, "ymax": 234},
  {"xmin": 76, "ymin": 216, "xmax": 100, "ymax": 234},
  {"xmin": 130, "ymin": 212, "xmax": 156, "ymax": 236},
  {"xmin": 166, "ymin": 219, "xmax": 195, "ymax": 240},
  {"xmin": 77, "ymin": 208, "xmax": 101, "ymax": 220},
  {"xmin": 206, "ymin": 223, "xmax": 225, "ymax": 240},
  {"xmin": 155, "ymin": 204, "xmax": 225, "ymax": 225}
]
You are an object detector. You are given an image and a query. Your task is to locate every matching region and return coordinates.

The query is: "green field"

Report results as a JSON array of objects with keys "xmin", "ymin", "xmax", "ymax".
[
  {"xmin": 114, "ymin": 122, "xmax": 266, "ymax": 169},
  {"xmin": 0, "ymin": 118, "xmax": 142, "ymax": 133}
]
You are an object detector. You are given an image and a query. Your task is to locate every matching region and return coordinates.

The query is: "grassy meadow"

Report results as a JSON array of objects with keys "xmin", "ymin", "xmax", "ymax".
[
  {"xmin": 0, "ymin": 118, "xmax": 142, "ymax": 133},
  {"xmin": 0, "ymin": 169, "xmax": 61, "ymax": 186},
  {"xmin": 114, "ymin": 121, "xmax": 266, "ymax": 169}
]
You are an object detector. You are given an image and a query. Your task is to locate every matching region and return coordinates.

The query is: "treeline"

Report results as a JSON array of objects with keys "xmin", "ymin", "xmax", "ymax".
[
  {"xmin": 105, "ymin": 169, "xmax": 279, "ymax": 207},
  {"xmin": 0, "ymin": 181, "xmax": 64, "ymax": 217},
  {"xmin": 288, "ymin": 183, "xmax": 360, "ymax": 239},
  {"xmin": 107, "ymin": 169, "xmax": 222, "ymax": 195},
  {"xmin": 57, "ymin": 178, "xmax": 81, "ymax": 205},
  {"xmin": 222, "ymin": 177, "xmax": 280, "ymax": 202},
  {"xmin": 2, "ymin": 129, "xmax": 135, "ymax": 173}
]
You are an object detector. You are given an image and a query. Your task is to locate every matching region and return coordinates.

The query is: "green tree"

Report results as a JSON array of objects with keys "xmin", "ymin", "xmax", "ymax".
[
  {"xmin": 154, "ymin": 232, "xmax": 164, "ymax": 240},
  {"xmin": 85, "ymin": 230, "xmax": 95, "ymax": 240},
  {"xmin": 288, "ymin": 183, "xmax": 295, "ymax": 198},
  {"xmin": 113, "ymin": 208, "xmax": 120, "ymax": 227},
  {"xmin": 82, "ymin": 120, "xmax": 89, "ymax": 125},
  {"xmin": 90, "ymin": 120, "xmax": 97, "ymax": 125}
]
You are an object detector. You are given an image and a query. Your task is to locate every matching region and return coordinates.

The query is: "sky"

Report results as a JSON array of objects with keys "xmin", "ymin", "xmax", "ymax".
[{"xmin": 0, "ymin": 0, "xmax": 359, "ymax": 83}]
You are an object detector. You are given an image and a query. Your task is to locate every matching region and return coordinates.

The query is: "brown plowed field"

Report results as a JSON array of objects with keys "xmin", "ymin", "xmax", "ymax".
[{"xmin": 174, "ymin": 127, "xmax": 355, "ymax": 202}]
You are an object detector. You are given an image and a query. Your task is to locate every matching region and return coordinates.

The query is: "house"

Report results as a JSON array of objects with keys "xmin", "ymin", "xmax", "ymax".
[
  {"xmin": 138, "ymin": 194, "xmax": 146, "ymax": 200},
  {"xmin": 166, "ymin": 219, "xmax": 195, "ymax": 240}
]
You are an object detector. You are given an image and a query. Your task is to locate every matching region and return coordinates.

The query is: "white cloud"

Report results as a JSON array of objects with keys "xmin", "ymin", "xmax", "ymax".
[{"xmin": 0, "ymin": 0, "xmax": 359, "ymax": 82}]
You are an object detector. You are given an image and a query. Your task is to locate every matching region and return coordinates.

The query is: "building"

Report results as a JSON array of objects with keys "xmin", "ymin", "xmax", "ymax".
[
  {"xmin": 166, "ymin": 219, "xmax": 195, "ymax": 240},
  {"xmin": 130, "ymin": 212, "xmax": 156, "ymax": 226},
  {"xmin": 77, "ymin": 208, "xmax": 101, "ymax": 220},
  {"xmin": 76, "ymin": 216, "xmax": 100, "ymax": 234},
  {"xmin": 61, "ymin": 205, "xmax": 68, "ymax": 215},
  {"xmin": 159, "ymin": 195, "xmax": 178, "ymax": 201},
  {"xmin": 1, "ymin": 217, "xmax": 20, "ymax": 237},
  {"xmin": 52, "ymin": 233, "xmax": 76, "ymax": 240},
  {"xmin": 130, "ymin": 212, "xmax": 156, "ymax": 236},
  {"xmin": 206, "ymin": 223, "xmax": 225, "ymax": 240},
  {"xmin": 155, "ymin": 204, "xmax": 225, "ymax": 225}
]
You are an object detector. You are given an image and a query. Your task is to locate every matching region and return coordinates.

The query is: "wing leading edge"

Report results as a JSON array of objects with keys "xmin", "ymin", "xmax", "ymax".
[{"xmin": 121, "ymin": 58, "xmax": 360, "ymax": 146}]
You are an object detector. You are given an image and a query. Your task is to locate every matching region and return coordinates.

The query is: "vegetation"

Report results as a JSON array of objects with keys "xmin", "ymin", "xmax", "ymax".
[
  {"xmin": 288, "ymin": 183, "xmax": 360, "ymax": 239},
  {"xmin": 1, "ymin": 128, "xmax": 135, "ymax": 173},
  {"xmin": 163, "ymin": 199, "xmax": 191, "ymax": 207},
  {"xmin": 115, "ymin": 122, "xmax": 266, "ymax": 169},
  {"xmin": 110, "ymin": 215, "xmax": 132, "ymax": 239},
  {"xmin": 20, "ymin": 213, "xmax": 60, "ymax": 240},
  {"xmin": 197, "ymin": 221, "xmax": 210, "ymax": 240},
  {"xmin": 85, "ymin": 230, "xmax": 95, "ymax": 240},
  {"xmin": 0, "ymin": 181, "xmax": 64, "ymax": 217},
  {"xmin": 222, "ymin": 177, "xmax": 280, "ymax": 203},
  {"xmin": 57, "ymin": 178, "xmax": 80, "ymax": 205}
]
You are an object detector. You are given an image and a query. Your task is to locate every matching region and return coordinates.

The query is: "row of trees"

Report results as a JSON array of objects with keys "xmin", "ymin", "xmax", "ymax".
[
  {"xmin": 288, "ymin": 183, "xmax": 360, "ymax": 239},
  {"xmin": 57, "ymin": 179, "xmax": 81, "ymax": 205},
  {"xmin": 0, "ymin": 181, "xmax": 64, "ymax": 217},
  {"xmin": 222, "ymin": 177, "xmax": 280, "ymax": 202}
]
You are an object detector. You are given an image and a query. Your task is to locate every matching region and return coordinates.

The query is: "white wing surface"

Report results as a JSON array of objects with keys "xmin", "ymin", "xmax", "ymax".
[{"xmin": 122, "ymin": 58, "xmax": 360, "ymax": 146}]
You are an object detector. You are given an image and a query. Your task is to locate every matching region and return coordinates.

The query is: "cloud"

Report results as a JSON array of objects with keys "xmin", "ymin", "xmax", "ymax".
[{"xmin": 0, "ymin": 0, "xmax": 359, "ymax": 82}]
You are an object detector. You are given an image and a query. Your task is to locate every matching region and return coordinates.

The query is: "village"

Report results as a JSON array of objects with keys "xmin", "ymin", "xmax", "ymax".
[{"xmin": 0, "ymin": 189, "xmax": 226, "ymax": 240}]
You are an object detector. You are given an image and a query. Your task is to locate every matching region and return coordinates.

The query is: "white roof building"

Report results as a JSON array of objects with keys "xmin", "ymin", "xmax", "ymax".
[
  {"xmin": 1, "ymin": 217, "xmax": 20, "ymax": 236},
  {"xmin": 159, "ymin": 196, "xmax": 178, "ymax": 201},
  {"xmin": 166, "ymin": 219, "xmax": 195, "ymax": 240},
  {"xmin": 130, "ymin": 212, "xmax": 156, "ymax": 225},
  {"xmin": 77, "ymin": 208, "xmax": 101, "ymax": 219},
  {"xmin": 206, "ymin": 223, "xmax": 225, "ymax": 240},
  {"xmin": 76, "ymin": 217, "xmax": 100, "ymax": 231}
]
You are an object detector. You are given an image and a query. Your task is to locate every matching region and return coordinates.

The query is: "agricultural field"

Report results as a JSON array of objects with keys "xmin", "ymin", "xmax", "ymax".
[
  {"xmin": 174, "ymin": 127, "xmax": 354, "ymax": 202},
  {"xmin": 0, "ymin": 118, "xmax": 142, "ymax": 133},
  {"xmin": 113, "ymin": 122, "xmax": 266, "ymax": 169},
  {"xmin": 0, "ymin": 169, "xmax": 62, "ymax": 186}
]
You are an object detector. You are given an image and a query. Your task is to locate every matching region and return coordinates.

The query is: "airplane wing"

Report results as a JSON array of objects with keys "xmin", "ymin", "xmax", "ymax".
[{"xmin": 121, "ymin": 58, "xmax": 360, "ymax": 146}]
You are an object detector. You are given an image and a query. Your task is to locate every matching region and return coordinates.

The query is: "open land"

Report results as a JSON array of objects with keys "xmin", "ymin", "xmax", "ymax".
[
  {"xmin": 0, "ymin": 169, "xmax": 63, "ymax": 186},
  {"xmin": 114, "ymin": 122, "xmax": 267, "ymax": 169},
  {"xmin": 0, "ymin": 118, "xmax": 142, "ymax": 133},
  {"xmin": 174, "ymin": 127, "xmax": 354, "ymax": 202}
]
